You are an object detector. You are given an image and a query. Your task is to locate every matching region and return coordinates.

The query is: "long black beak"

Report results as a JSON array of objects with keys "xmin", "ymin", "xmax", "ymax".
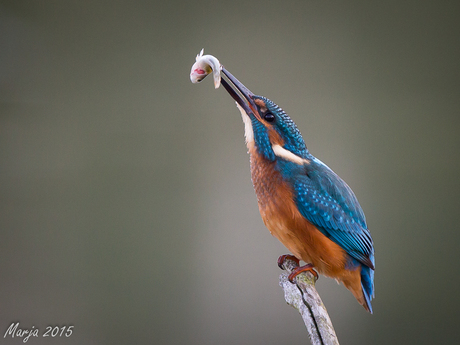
[{"xmin": 221, "ymin": 67, "xmax": 258, "ymax": 117}]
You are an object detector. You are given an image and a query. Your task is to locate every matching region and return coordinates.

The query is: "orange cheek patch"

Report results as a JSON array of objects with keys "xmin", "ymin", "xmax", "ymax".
[
  {"xmin": 253, "ymin": 98, "xmax": 269, "ymax": 123},
  {"xmin": 254, "ymin": 99, "xmax": 268, "ymax": 113},
  {"xmin": 254, "ymin": 99, "xmax": 280, "ymax": 139},
  {"xmin": 268, "ymin": 128, "xmax": 284, "ymax": 146}
]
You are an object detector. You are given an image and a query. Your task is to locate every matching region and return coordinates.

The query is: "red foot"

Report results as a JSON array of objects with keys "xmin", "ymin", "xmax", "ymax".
[
  {"xmin": 277, "ymin": 254, "xmax": 299, "ymax": 269},
  {"xmin": 288, "ymin": 263, "xmax": 319, "ymax": 282}
]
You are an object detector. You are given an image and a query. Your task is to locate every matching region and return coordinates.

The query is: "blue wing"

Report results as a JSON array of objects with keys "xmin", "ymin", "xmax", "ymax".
[{"xmin": 291, "ymin": 157, "xmax": 374, "ymax": 269}]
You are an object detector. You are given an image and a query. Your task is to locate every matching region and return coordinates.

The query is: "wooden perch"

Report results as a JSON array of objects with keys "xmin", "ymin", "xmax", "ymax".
[{"xmin": 279, "ymin": 258, "xmax": 339, "ymax": 345}]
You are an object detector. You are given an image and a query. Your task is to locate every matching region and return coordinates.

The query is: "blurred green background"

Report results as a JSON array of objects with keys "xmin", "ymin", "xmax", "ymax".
[{"xmin": 1, "ymin": 1, "xmax": 459, "ymax": 344}]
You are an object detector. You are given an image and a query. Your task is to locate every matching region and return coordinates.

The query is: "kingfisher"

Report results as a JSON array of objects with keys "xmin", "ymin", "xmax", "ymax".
[{"xmin": 219, "ymin": 67, "xmax": 375, "ymax": 313}]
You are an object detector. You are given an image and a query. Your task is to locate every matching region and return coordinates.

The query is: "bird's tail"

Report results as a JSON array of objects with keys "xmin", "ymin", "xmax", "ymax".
[{"xmin": 360, "ymin": 252, "xmax": 375, "ymax": 314}]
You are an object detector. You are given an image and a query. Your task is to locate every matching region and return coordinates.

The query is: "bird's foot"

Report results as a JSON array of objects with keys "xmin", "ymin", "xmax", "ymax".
[
  {"xmin": 288, "ymin": 263, "xmax": 319, "ymax": 283},
  {"xmin": 277, "ymin": 254, "xmax": 299, "ymax": 269},
  {"xmin": 277, "ymin": 255, "xmax": 318, "ymax": 282}
]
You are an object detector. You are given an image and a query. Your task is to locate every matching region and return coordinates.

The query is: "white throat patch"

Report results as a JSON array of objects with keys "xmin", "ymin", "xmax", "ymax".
[{"xmin": 236, "ymin": 102, "xmax": 254, "ymax": 145}]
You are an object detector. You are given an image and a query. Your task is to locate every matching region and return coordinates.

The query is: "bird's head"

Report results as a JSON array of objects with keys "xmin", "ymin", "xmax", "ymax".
[{"xmin": 221, "ymin": 68, "xmax": 309, "ymax": 163}]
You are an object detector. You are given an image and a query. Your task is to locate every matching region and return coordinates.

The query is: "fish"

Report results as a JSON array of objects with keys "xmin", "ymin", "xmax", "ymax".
[{"xmin": 190, "ymin": 49, "xmax": 221, "ymax": 89}]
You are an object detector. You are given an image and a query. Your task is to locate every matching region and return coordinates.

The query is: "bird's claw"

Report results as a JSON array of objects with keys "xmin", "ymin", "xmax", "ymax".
[
  {"xmin": 277, "ymin": 254, "xmax": 300, "ymax": 269},
  {"xmin": 288, "ymin": 263, "xmax": 319, "ymax": 283}
]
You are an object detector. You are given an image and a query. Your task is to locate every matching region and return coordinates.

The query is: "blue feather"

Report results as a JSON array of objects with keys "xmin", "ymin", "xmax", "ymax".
[
  {"xmin": 360, "ymin": 252, "xmax": 375, "ymax": 313},
  {"xmin": 290, "ymin": 158, "xmax": 375, "ymax": 311},
  {"xmin": 251, "ymin": 116, "xmax": 276, "ymax": 161},
  {"xmin": 279, "ymin": 154, "xmax": 375, "ymax": 307}
]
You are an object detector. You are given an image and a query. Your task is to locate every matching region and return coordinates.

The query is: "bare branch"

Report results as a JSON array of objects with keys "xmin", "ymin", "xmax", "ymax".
[{"xmin": 279, "ymin": 258, "xmax": 339, "ymax": 345}]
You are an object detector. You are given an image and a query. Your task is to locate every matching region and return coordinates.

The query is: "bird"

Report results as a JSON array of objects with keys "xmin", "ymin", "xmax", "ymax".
[{"xmin": 219, "ymin": 67, "xmax": 375, "ymax": 313}]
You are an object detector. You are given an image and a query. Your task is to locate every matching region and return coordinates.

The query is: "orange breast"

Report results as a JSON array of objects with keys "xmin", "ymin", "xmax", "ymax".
[{"xmin": 249, "ymin": 147, "xmax": 349, "ymax": 278}]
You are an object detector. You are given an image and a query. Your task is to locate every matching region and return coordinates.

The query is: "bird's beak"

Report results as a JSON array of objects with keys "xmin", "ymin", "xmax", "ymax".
[{"xmin": 221, "ymin": 67, "xmax": 259, "ymax": 118}]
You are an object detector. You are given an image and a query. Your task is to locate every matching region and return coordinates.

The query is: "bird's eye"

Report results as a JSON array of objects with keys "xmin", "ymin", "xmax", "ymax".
[{"xmin": 264, "ymin": 112, "xmax": 275, "ymax": 122}]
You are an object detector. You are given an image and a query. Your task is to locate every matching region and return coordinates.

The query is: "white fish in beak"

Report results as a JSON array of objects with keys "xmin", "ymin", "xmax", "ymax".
[{"xmin": 190, "ymin": 49, "xmax": 221, "ymax": 89}]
